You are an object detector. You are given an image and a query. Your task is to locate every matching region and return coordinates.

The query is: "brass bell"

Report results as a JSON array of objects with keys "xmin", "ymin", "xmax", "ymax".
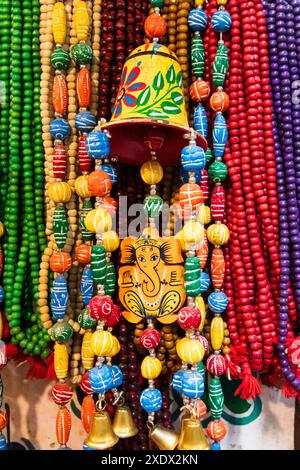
[
  {"xmin": 112, "ymin": 405, "xmax": 138, "ymax": 439},
  {"xmin": 177, "ymin": 417, "xmax": 210, "ymax": 451},
  {"xmin": 85, "ymin": 410, "xmax": 119, "ymax": 450},
  {"xmin": 150, "ymin": 425, "xmax": 179, "ymax": 450}
]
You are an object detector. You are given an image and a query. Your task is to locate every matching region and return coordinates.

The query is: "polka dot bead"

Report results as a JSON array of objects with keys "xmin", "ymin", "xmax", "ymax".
[
  {"xmin": 75, "ymin": 175, "xmax": 92, "ymax": 198},
  {"xmin": 140, "ymin": 388, "xmax": 162, "ymax": 413},
  {"xmin": 80, "ymin": 372, "xmax": 93, "ymax": 395},
  {"xmin": 48, "ymin": 182, "xmax": 72, "ymax": 203},
  {"xmin": 188, "ymin": 8, "xmax": 208, "ymax": 31},
  {"xmin": 50, "ymin": 118, "xmax": 71, "ymax": 140},
  {"xmin": 75, "ymin": 112, "xmax": 97, "ymax": 133},
  {"xmin": 144, "ymin": 13, "xmax": 167, "ymax": 39},
  {"xmin": 140, "ymin": 328, "xmax": 160, "ymax": 350},
  {"xmin": 211, "ymin": 11, "xmax": 232, "ymax": 33},
  {"xmin": 89, "ymin": 295, "xmax": 114, "ymax": 321},
  {"xmin": 89, "ymin": 365, "xmax": 114, "ymax": 394},
  {"xmin": 85, "ymin": 208, "xmax": 112, "ymax": 234},
  {"xmin": 101, "ymin": 164, "xmax": 118, "ymax": 185},
  {"xmin": 189, "ymin": 80, "xmax": 210, "ymax": 103},
  {"xmin": 141, "ymin": 356, "xmax": 162, "ymax": 380},
  {"xmin": 52, "ymin": 383, "xmax": 73, "ymax": 406},
  {"xmin": 172, "ymin": 369, "xmax": 185, "ymax": 393},
  {"xmin": 207, "ymin": 223, "xmax": 230, "ymax": 245},
  {"xmin": 182, "ymin": 370, "xmax": 205, "ymax": 398},
  {"xmin": 86, "ymin": 130, "xmax": 110, "ymax": 159},
  {"xmin": 50, "ymin": 252, "xmax": 72, "ymax": 273},
  {"xmin": 210, "ymin": 91, "xmax": 229, "ymax": 112},
  {"xmin": 206, "ymin": 354, "xmax": 226, "ymax": 377},
  {"xmin": 208, "ymin": 291, "xmax": 228, "ymax": 313},
  {"xmin": 140, "ymin": 160, "xmax": 163, "ymax": 185},
  {"xmin": 111, "ymin": 365, "xmax": 123, "ymax": 388},
  {"xmin": 178, "ymin": 306, "xmax": 201, "ymax": 330},
  {"xmin": 181, "ymin": 145, "xmax": 206, "ymax": 172},
  {"xmin": 179, "ymin": 183, "xmax": 203, "ymax": 208},
  {"xmin": 88, "ymin": 170, "xmax": 112, "ymax": 197}
]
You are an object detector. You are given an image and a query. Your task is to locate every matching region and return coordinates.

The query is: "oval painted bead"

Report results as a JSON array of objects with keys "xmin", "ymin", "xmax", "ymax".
[
  {"xmin": 212, "ymin": 114, "xmax": 228, "ymax": 158},
  {"xmin": 75, "ymin": 244, "xmax": 91, "ymax": 264},
  {"xmin": 140, "ymin": 388, "xmax": 162, "ymax": 413},
  {"xmin": 53, "ymin": 206, "xmax": 68, "ymax": 250},
  {"xmin": 206, "ymin": 354, "xmax": 226, "ymax": 377},
  {"xmin": 111, "ymin": 365, "xmax": 123, "ymax": 387},
  {"xmin": 85, "ymin": 208, "xmax": 112, "ymax": 234},
  {"xmin": 140, "ymin": 160, "xmax": 163, "ymax": 185},
  {"xmin": 182, "ymin": 370, "xmax": 205, "ymax": 398},
  {"xmin": 51, "ymin": 48, "xmax": 71, "ymax": 70},
  {"xmin": 56, "ymin": 407, "xmax": 71, "ymax": 446},
  {"xmin": 52, "ymin": 383, "xmax": 73, "ymax": 406},
  {"xmin": 140, "ymin": 329, "xmax": 160, "ymax": 350},
  {"xmin": 81, "ymin": 267, "xmax": 94, "ymax": 306},
  {"xmin": 52, "ymin": 2, "xmax": 67, "ymax": 45},
  {"xmin": 200, "ymin": 271, "xmax": 211, "ymax": 293},
  {"xmin": 90, "ymin": 245, "xmax": 107, "ymax": 284},
  {"xmin": 210, "ymin": 316, "xmax": 225, "ymax": 350},
  {"xmin": 194, "ymin": 104, "xmax": 208, "ymax": 139},
  {"xmin": 54, "ymin": 343, "xmax": 69, "ymax": 380},
  {"xmin": 211, "ymin": 185, "xmax": 225, "ymax": 221},
  {"xmin": 86, "ymin": 130, "xmax": 110, "ymax": 159},
  {"xmin": 208, "ymin": 292, "xmax": 228, "ymax": 314},
  {"xmin": 75, "ymin": 112, "xmax": 97, "ymax": 134},
  {"xmin": 195, "ymin": 296, "xmax": 206, "ymax": 331},
  {"xmin": 211, "ymin": 248, "xmax": 225, "ymax": 289},
  {"xmin": 77, "ymin": 67, "xmax": 91, "ymax": 107},
  {"xmin": 89, "ymin": 365, "xmax": 114, "ymax": 393},
  {"xmin": 206, "ymin": 419, "xmax": 227, "ymax": 441},
  {"xmin": 212, "ymin": 43, "xmax": 229, "ymax": 88},
  {"xmin": 181, "ymin": 145, "xmax": 206, "ymax": 172},
  {"xmin": 188, "ymin": 8, "xmax": 208, "ymax": 31},
  {"xmin": 81, "ymin": 395, "xmax": 95, "ymax": 434},
  {"xmin": 201, "ymin": 169, "xmax": 209, "ymax": 201},
  {"xmin": 90, "ymin": 330, "xmax": 114, "ymax": 357},
  {"xmin": 78, "ymin": 135, "xmax": 91, "ymax": 172},
  {"xmin": 53, "ymin": 144, "xmax": 67, "ymax": 179},
  {"xmin": 50, "ymin": 118, "xmax": 71, "ymax": 140},
  {"xmin": 104, "ymin": 263, "xmax": 117, "ymax": 299},
  {"xmin": 48, "ymin": 181, "xmax": 72, "ymax": 203},
  {"xmin": 211, "ymin": 11, "xmax": 232, "ymax": 32},
  {"xmin": 53, "ymin": 74, "xmax": 68, "ymax": 115},
  {"xmin": 81, "ymin": 332, "xmax": 95, "ymax": 371},
  {"xmin": 50, "ymin": 252, "xmax": 72, "ymax": 273},
  {"xmin": 179, "ymin": 183, "xmax": 203, "ymax": 208},
  {"xmin": 80, "ymin": 372, "xmax": 93, "ymax": 395},
  {"xmin": 102, "ymin": 230, "xmax": 120, "ymax": 252},
  {"xmin": 196, "ymin": 230, "xmax": 209, "ymax": 268},
  {"xmin": 207, "ymin": 223, "xmax": 230, "ymax": 246},
  {"xmin": 74, "ymin": 1, "xmax": 90, "ymax": 42},
  {"xmin": 141, "ymin": 356, "xmax": 162, "ymax": 380},
  {"xmin": 208, "ymin": 377, "xmax": 224, "ymax": 419},
  {"xmin": 51, "ymin": 275, "xmax": 69, "ymax": 319},
  {"xmin": 101, "ymin": 164, "xmax": 118, "ymax": 185},
  {"xmin": 176, "ymin": 338, "xmax": 205, "ymax": 364},
  {"xmin": 172, "ymin": 369, "xmax": 185, "ymax": 393}
]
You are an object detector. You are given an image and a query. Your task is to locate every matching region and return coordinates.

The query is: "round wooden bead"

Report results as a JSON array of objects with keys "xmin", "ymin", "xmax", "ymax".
[
  {"xmin": 188, "ymin": 8, "xmax": 208, "ymax": 31},
  {"xmin": 208, "ymin": 292, "xmax": 228, "ymax": 314},
  {"xmin": 182, "ymin": 220, "xmax": 204, "ymax": 244},
  {"xmin": 51, "ymin": 321, "xmax": 73, "ymax": 343},
  {"xmin": 144, "ymin": 195, "xmax": 164, "ymax": 217},
  {"xmin": 88, "ymin": 170, "xmax": 112, "ymax": 197},
  {"xmin": 91, "ymin": 330, "xmax": 114, "ymax": 357},
  {"xmin": 80, "ymin": 372, "xmax": 93, "ymax": 394},
  {"xmin": 50, "ymin": 252, "xmax": 72, "ymax": 273},
  {"xmin": 48, "ymin": 182, "xmax": 72, "ymax": 203},
  {"xmin": 211, "ymin": 11, "xmax": 232, "ymax": 33},
  {"xmin": 140, "ymin": 388, "xmax": 162, "ymax": 412},
  {"xmin": 86, "ymin": 130, "xmax": 110, "ymax": 159},
  {"xmin": 176, "ymin": 338, "xmax": 205, "ymax": 364},
  {"xmin": 78, "ymin": 308, "xmax": 97, "ymax": 330},
  {"xmin": 200, "ymin": 271, "xmax": 211, "ymax": 293},
  {"xmin": 210, "ymin": 91, "xmax": 229, "ymax": 112},
  {"xmin": 89, "ymin": 295, "xmax": 114, "ymax": 321},
  {"xmin": 53, "ymin": 74, "xmax": 68, "ymax": 115},
  {"xmin": 181, "ymin": 145, "xmax": 206, "ymax": 172},
  {"xmin": 206, "ymin": 419, "xmax": 227, "ymax": 441},
  {"xmin": 71, "ymin": 43, "xmax": 93, "ymax": 65},
  {"xmin": 101, "ymin": 164, "xmax": 118, "ymax": 185},
  {"xmin": 51, "ymin": 48, "xmax": 71, "ymax": 70},
  {"xmin": 179, "ymin": 183, "xmax": 203, "ymax": 208},
  {"xmin": 140, "ymin": 328, "xmax": 160, "ymax": 350},
  {"xmin": 197, "ymin": 205, "xmax": 211, "ymax": 224},
  {"xmin": 52, "ymin": 383, "xmax": 73, "ymax": 406},
  {"xmin": 50, "ymin": 118, "xmax": 71, "ymax": 140},
  {"xmin": 75, "ymin": 175, "xmax": 92, "ymax": 198},
  {"xmin": 140, "ymin": 160, "xmax": 163, "ymax": 185},
  {"xmin": 141, "ymin": 356, "xmax": 162, "ymax": 380},
  {"xmin": 206, "ymin": 354, "xmax": 226, "ymax": 377},
  {"xmin": 207, "ymin": 223, "xmax": 230, "ymax": 245},
  {"xmin": 75, "ymin": 244, "xmax": 91, "ymax": 264},
  {"xmin": 75, "ymin": 112, "xmax": 97, "ymax": 133},
  {"xmin": 102, "ymin": 231, "xmax": 120, "ymax": 252},
  {"xmin": 144, "ymin": 13, "xmax": 167, "ymax": 39},
  {"xmin": 85, "ymin": 208, "xmax": 112, "ymax": 233},
  {"xmin": 56, "ymin": 407, "xmax": 71, "ymax": 446},
  {"xmin": 189, "ymin": 80, "xmax": 210, "ymax": 102},
  {"xmin": 182, "ymin": 370, "xmax": 204, "ymax": 398},
  {"xmin": 89, "ymin": 365, "xmax": 114, "ymax": 393},
  {"xmin": 178, "ymin": 306, "xmax": 201, "ymax": 330}
]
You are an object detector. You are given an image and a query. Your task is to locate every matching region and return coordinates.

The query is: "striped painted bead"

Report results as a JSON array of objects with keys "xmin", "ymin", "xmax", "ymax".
[
  {"xmin": 104, "ymin": 262, "xmax": 117, "ymax": 297},
  {"xmin": 176, "ymin": 338, "xmax": 205, "ymax": 364},
  {"xmin": 191, "ymin": 35, "xmax": 205, "ymax": 77},
  {"xmin": 81, "ymin": 267, "xmax": 93, "ymax": 306},
  {"xmin": 74, "ymin": 0, "xmax": 90, "ymax": 42},
  {"xmin": 212, "ymin": 114, "xmax": 228, "ymax": 157},
  {"xmin": 181, "ymin": 145, "xmax": 206, "ymax": 172},
  {"xmin": 196, "ymin": 334, "xmax": 209, "ymax": 352},
  {"xmin": 53, "ymin": 144, "xmax": 67, "ymax": 179},
  {"xmin": 141, "ymin": 356, "xmax": 162, "ymax": 380},
  {"xmin": 208, "ymin": 292, "xmax": 228, "ymax": 313},
  {"xmin": 182, "ymin": 370, "xmax": 205, "ymax": 398},
  {"xmin": 81, "ymin": 332, "xmax": 95, "ymax": 370},
  {"xmin": 140, "ymin": 329, "xmax": 160, "ymax": 350},
  {"xmin": 89, "ymin": 295, "xmax": 114, "ymax": 321},
  {"xmin": 80, "ymin": 200, "xmax": 93, "ymax": 241},
  {"xmin": 172, "ymin": 369, "xmax": 185, "ymax": 393},
  {"xmin": 140, "ymin": 160, "xmax": 163, "ymax": 185},
  {"xmin": 101, "ymin": 164, "xmax": 118, "ymax": 185},
  {"xmin": 102, "ymin": 230, "xmax": 120, "ymax": 252},
  {"xmin": 75, "ymin": 112, "xmax": 97, "ymax": 133},
  {"xmin": 211, "ymin": 248, "xmax": 225, "ymax": 289},
  {"xmin": 184, "ymin": 257, "xmax": 201, "ymax": 297},
  {"xmin": 194, "ymin": 104, "xmax": 208, "ymax": 138},
  {"xmin": 206, "ymin": 148, "xmax": 214, "ymax": 165},
  {"xmin": 53, "ymin": 206, "xmax": 68, "ymax": 249},
  {"xmin": 143, "ymin": 195, "xmax": 163, "ymax": 217},
  {"xmin": 88, "ymin": 170, "xmax": 112, "ymax": 197},
  {"xmin": 90, "ymin": 330, "xmax": 114, "ymax": 357},
  {"xmin": 140, "ymin": 388, "xmax": 162, "ymax": 413},
  {"xmin": 111, "ymin": 365, "xmax": 123, "ymax": 387},
  {"xmin": 182, "ymin": 220, "xmax": 204, "ymax": 245},
  {"xmin": 91, "ymin": 245, "xmax": 107, "ymax": 284},
  {"xmin": 56, "ymin": 408, "xmax": 71, "ymax": 446},
  {"xmin": 190, "ymin": 80, "xmax": 210, "ymax": 103},
  {"xmin": 197, "ymin": 204, "xmax": 211, "ymax": 224},
  {"xmin": 211, "ymin": 11, "xmax": 232, "ymax": 32},
  {"xmin": 80, "ymin": 373, "xmax": 93, "ymax": 395},
  {"xmin": 75, "ymin": 175, "xmax": 91, "ymax": 198},
  {"xmin": 86, "ymin": 130, "xmax": 110, "ymax": 159},
  {"xmin": 77, "ymin": 67, "xmax": 91, "ymax": 107},
  {"xmin": 206, "ymin": 354, "xmax": 226, "ymax": 377},
  {"xmin": 52, "ymin": 383, "xmax": 73, "ymax": 406},
  {"xmin": 208, "ymin": 161, "xmax": 228, "ymax": 182},
  {"xmin": 195, "ymin": 296, "xmax": 206, "ymax": 331},
  {"xmin": 53, "ymin": 74, "xmax": 68, "ymax": 115},
  {"xmin": 201, "ymin": 169, "xmax": 209, "ymax": 201},
  {"xmin": 188, "ymin": 8, "xmax": 208, "ymax": 31},
  {"xmin": 81, "ymin": 395, "xmax": 95, "ymax": 434},
  {"xmin": 78, "ymin": 135, "xmax": 91, "ymax": 172},
  {"xmin": 54, "ymin": 343, "xmax": 69, "ymax": 380},
  {"xmin": 51, "ymin": 48, "xmax": 71, "ymax": 70},
  {"xmin": 210, "ymin": 91, "xmax": 229, "ymax": 112},
  {"xmin": 179, "ymin": 183, "xmax": 203, "ymax": 208},
  {"xmin": 48, "ymin": 182, "xmax": 72, "ymax": 203},
  {"xmin": 50, "ymin": 118, "xmax": 71, "ymax": 140},
  {"xmin": 71, "ymin": 43, "xmax": 93, "ymax": 65},
  {"xmin": 211, "ymin": 185, "xmax": 225, "ymax": 221},
  {"xmin": 210, "ymin": 316, "xmax": 225, "ymax": 350},
  {"xmin": 51, "ymin": 275, "xmax": 69, "ymax": 319},
  {"xmin": 207, "ymin": 419, "xmax": 227, "ymax": 441},
  {"xmin": 51, "ymin": 321, "xmax": 73, "ymax": 343},
  {"xmin": 196, "ymin": 229, "xmax": 209, "ymax": 268},
  {"xmin": 85, "ymin": 208, "xmax": 112, "ymax": 234},
  {"xmin": 207, "ymin": 223, "xmax": 230, "ymax": 245},
  {"xmin": 89, "ymin": 365, "xmax": 114, "ymax": 394},
  {"xmin": 208, "ymin": 377, "xmax": 224, "ymax": 419},
  {"xmin": 52, "ymin": 2, "xmax": 67, "ymax": 44},
  {"xmin": 50, "ymin": 251, "xmax": 72, "ymax": 273},
  {"xmin": 200, "ymin": 271, "xmax": 211, "ymax": 293},
  {"xmin": 213, "ymin": 43, "xmax": 229, "ymax": 88}
]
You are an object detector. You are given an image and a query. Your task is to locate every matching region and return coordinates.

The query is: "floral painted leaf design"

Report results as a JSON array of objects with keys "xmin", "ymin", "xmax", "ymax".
[
  {"xmin": 147, "ymin": 108, "xmax": 168, "ymax": 119},
  {"xmin": 153, "ymin": 71, "xmax": 164, "ymax": 95},
  {"xmin": 176, "ymin": 71, "xmax": 183, "ymax": 87},
  {"xmin": 166, "ymin": 65, "xmax": 176, "ymax": 84},
  {"xmin": 137, "ymin": 86, "xmax": 151, "ymax": 106},
  {"xmin": 161, "ymin": 101, "xmax": 181, "ymax": 115},
  {"xmin": 171, "ymin": 91, "xmax": 183, "ymax": 105}
]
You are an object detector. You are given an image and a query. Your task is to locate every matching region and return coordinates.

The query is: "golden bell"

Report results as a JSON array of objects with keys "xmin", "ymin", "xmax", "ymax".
[
  {"xmin": 103, "ymin": 43, "xmax": 207, "ymax": 165},
  {"xmin": 112, "ymin": 405, "xmax": 138, "ymax": 439},
  {"xmin": 150, "ymin": 425, "xmax": 179, "ymax": 450},
  {"xmin": 177, "ymin": 417, "xmax": 210, "ymax": 451},
  {"xmin": 85, "ymin": 411, "xmax": 119, "ymax": 450}
]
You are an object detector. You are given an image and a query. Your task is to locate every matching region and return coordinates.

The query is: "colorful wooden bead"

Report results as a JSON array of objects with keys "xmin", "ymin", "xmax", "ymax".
[
  {"xmin": 51, "ymin": 275, "xmax": 69, "ymax": 319},
  {"xmin": 53, "ymin": 206, "xmax": 68, "ymax": 249},
  {"xmin": 197, "ymin": 205, "xmax": 211, "ymax": 224},
  {"xmin": 75, "ymin": 244, "xmax": 91, "ymax": 264},
  {"xmin": 80, "ymin": 373, "xmax": 93, "ymax": 395},
  {"xmin": 208, "ymin": 161, "xmax": 228, "ymax": 182},
  {"xmin": 179, "ymin": 183, "xmax": 203, "ymax": 208},
  {"xmin": 74, "ymin": 0, "xmax": 90, "ymax": 42},
  {"xmin": 196, "ymin": 334, "xmax": 209, "ymax": 352},
  {"xmin": 56, "ymin": 407, "xmax": 71, "ymax": 446},
  {"xmin": 90, "ymin": 245, "xmax": 107, "ymax": 284},
  {"xmin": 210, "ymin": 91, "xmax": 229, "ymax": 113},
  {"xmin": 101, "ymin": 164, "xmax": 118, "ymax": 185},
  {"xmin": 50, "ymin": 118, "xmax": 71, "ymax": 140},
  {"xmin": 105, "ymin": 304, "xmax": 122, "ymax": 328},
  {"xmin": 207, "ymin": 223, "xmax": 230, "ymax": 245},
  {"xmin": 111, "ymin": 365, "xmax": 123, "ymax": 387},
  {"xmin": 81, "ymin": 395, "xmax": 95, "ymax": 434},
  {"xmin": 109, "ymin": 337, "xmax": 121, "ymax": 358},
  {"xmin": 75, "ymin": 112, "xmax": 97, "ymax": 134},
  {"xmin": 54, "ymin": 343, "xmax": 69, "ymax": 380},
  {"xmin": 53, "ymin": 144, "xmax": 67, "ymax": 179},
  {"xmin": 209, "ymin": 378, "xmax": 224, "ymax": 419},
  {"xmin": 85, "ymin": 208, "xmax": 112, "ymax": 234},
  {"xmin": 212, "ymin": 114, "xmax": 228, "ymax": 158},
  {"xmin": 178, "ymin": 306, "xmax": 201, "ymax": 330},
  {"xmin": 102, "ymin": 230, "xmax": 120, "ymax": 252},
  {"xmin": 188, "ymin": 8, "xmax": 208, "ymax": 31},
  {"xmin": 140, "ymin": 328, "xmax": 160, "ymax": 350},
  {"xmin": 48, "ymin": 181, "xmax": 72, "ymax": 203},
  {"xmin": 213, "ymin": 43, "xmax": 229, "ymax": 88},
  {"xmin": 194, "ymin": 104, "xmax": 208, "ymax": 138},
  {"xmin": 89, "ymin": 365, "xmax": 114, "ymax": 393},
  {"xmin": 51, "ymin": 48, "xmax": 71, "ymax": 71},
  {"xmin": 76, "ymin": 67, "xmax": 91, "ymax": 107},
  {"xmin": 206, "ymin": 419, "xmax": 227, "ymax": 441},
  {"xmin": 196, "ymin": 230, "xmax": 209, "ymax": 268},
  {"xmin": 88, "ymin": 170, "xmax": 112, "ymax": 197},
  {"xmin": 141, "ymin": 356, "xmax": 162, "ymax": 380},
  {"xmin": 211, "ymin": 11, "xmax": 232, "ymax": 32},
  {"xmin": 91, "ymin": 330, "xmax": 114, "ymax": 357},
  {"xmin": 181, "ymin": 145, "xmax": 206, "ymax": 172},
  {"xmin": 78, "ymin": 135, "xmax": 91, "ymax": 172},
  {"xmin": 143, "ymin": 195, "xmax": 163, "ymax": 218},
  {"xmin": 189, "ymin": 80, "xmax": 210, "ymax": 103},
  {"xmin": 208, "ymin": 292, "xmax": 228, "ymax": 314},
  {"xmin": 71, "ymin": 43, "xmax": 93, "ymax": 65},
  {"xmin": 195, "ymin": 295, "xmax": 206, "ymax": 331},
  {"xmin": 52, "ymin": 383, "xmax": 73, "ymax": 407},
  {"xmin": 51, "ymin": 321, "xmax": 73, "ymax": 343},
  {"xmin": 206, "ymin": 354, "xmax": 226, "ymax": 377},
  {"xmin": 182, "ymin": 370, "xmax": 205, "ymax": 398},
  {"xmin": 104, "ymin": 262, "xmax": 117, "ymax": 298},
  {"xmin": 211, "ymin": 248, "xmax": 225, "ymax": 289},
  {"xmin": 78, "ymin": 308, "xmax": 97, "ymax": 330},
  {"xmin": 50, "ymin": 252, "xmax": 72, "ymax": 273},
  {"xmin": 52, "ymin": 1, "xmax": 67, "ymax": 45},
  {"xmin": 86, "ymin": 130, "xmax": 110, "ymax": 159},
  {"xmin": 144, "ymin": 13, "xmax": 167, "ymax": 39},
  {"xmin": 53, "ymin": 74, "xmax": 68, "ymax": 115},
  {"xmin": 140, "ymin": 160, "xmax": 163, "ymax": 185},
  {"xmin": 200, "ymin": 271, "xmax": 211, "ymax": 293},
  {"xmin": 211, "ymin": 185, "xmax": 225, "ymax": 221},
  {"xmin": 210, "ymin": 316, "xmax": 225, "ymax": 350},
  {"xmin": 89, "ymin": 295, "xmax": 114, "ymax": 321},
  {"xmin": 182, "ymin": 220, "xmax": 204, "ymax": 244},
  {"xmin": 191, "ymin": 35, "xmax": 205, "ymax": 78},
  {"xmin": 81, "ymin": 332, "xmax": 95, "ymax": 370},
  {"xmin": 75, "ymin": 175, "xmax": 91, "ymax": 199},
  {"xmin": 176, "ymin": 338, "xmax": 205, "ymax": 364},
  {"xmin": 81, "ymin": 267, "xmax": 94, "ymax": 306},
  {"xmin": 140, "ymin": 388, "xmax": 162, "ymax": 413}
]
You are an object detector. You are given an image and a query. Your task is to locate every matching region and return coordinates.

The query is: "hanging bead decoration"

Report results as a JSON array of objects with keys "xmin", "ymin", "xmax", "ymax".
[{"xmin": 0, "ymin": 221, "xmax": 6, "ymax": 450}]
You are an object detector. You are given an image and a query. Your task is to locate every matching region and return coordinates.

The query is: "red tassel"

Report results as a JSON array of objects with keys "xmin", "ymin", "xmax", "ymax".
[
  {"xmin": 230, "ymin": 343, "xmax": 249, "ymax": 364},
  {"xmin": 234, "ymin": 363, "xmax": 262, "ymax": 400},
  {"xmin": 281, "ymin": 381, "xmax": 298, "ymax": 399},
  {"xmin": 46, "ymin": 352, "xmax": 56, "ymax": 379},
  {"xmin": 26, "ymin": 357, "xmax": 48, "ymax": 379},
  {"xmin": 224, "ymin": 354, "xmax": 241, "ymax": 380}
]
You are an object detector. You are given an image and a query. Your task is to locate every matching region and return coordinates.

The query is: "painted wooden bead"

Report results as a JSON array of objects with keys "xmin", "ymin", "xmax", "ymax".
[
  {"xmin": 212, "ymin": 114, "xmax": 228, "ymax": 158},
  {"xmin": 172, "ymin": 369, "xmax": 185, "ymax": 393},
  {"xmin": 181, "ymin": 145, "xmax": 206, "ymax": 172},
  {"xmin": 74, "ymin": 0, "xmax": 90, "ymax": 42},
  {"xmin": 211, "ymin": 185, "xmax": 225, "ymax": 221},
  {"xmin": 178, "ymin": 306, "xmax": 201, "ymax": 330},
  {"xmin": 109, "ymin": 337, "xmax": 121, "ymax": 358},
  {"xmin": 75, "ymin": 244, "xmax": 91, "ymax": 264},
  {"xmin": 53, "ymin": 144, "xmax": 67, "ymax": 179},
  {"xmin": 53, "ymin": 206, "xmax": 68, "ymax": 249},
  {"xmin": 101, "ymin": 164, "xmax": 118, "ymax": 185},
  {"xmin": 210, "ymin": 316, "xmax": 225, "ymax": 350},
  {"xmin": 207, "ymin": 223, "xmax": 230, "ymax": 245},
  {"xmin": 206, "ymin": 419, "xmax": 227, "ymax": 441},
  {"xmin": 196, "ymin": 334, "xmax": 209, "ymax": 352},
  {"xmin": 81, "ymin": 332, "xmax": 95, "ymax": 370},
  {"xmin": 196, "ymin": 230, "xmax": 209, "ymax": 268},
  {"xmin": 51, "ymin": 275, "xmax": 69, "ymax": 319},
  {"xmin": 75, "ymin": 175, "xmax": 91, "ymax": 199},
  {"xmin": 54, "ymin": 343, "xmax": 69, "ymax": 380},
  {"xmin": 194, "ymin": 104, "xmax": 208, "ymax": 138},
  {"xmin": 76, "ymin": 67, "xmax": 91, "ymax": 107},
  {"xmin": 78, "ymin": 308, "xmax": 97, "ymax": 330},
  {"xmin": 179, "ymin": 183, "xmax": 203, "ymax": 208},
  {"xmin": 102, "ymin": 231, "xmax": 120, "ymax": 252},
  {"xmin": 53, "ymin": 74, "xmax": 68, "ymax": 115},
  {"xmin": 213, "ymin": 43, "xmax": 229, "ymax": 88},
  {"xmin": 104, "ymin": 263, "xmax": 117, "ymax": 299},
  {"xmin": 209, "ymin": 377, "xmax": 224, "ymax": 419},
  {"xmin": 197, "ymin": 205, "xmax": 211, "ymax": 224},
  {"xmin": 140, "ymin": 388, "xmax": 162, "ymax": 413},
  {"xmin": 51, "ymin": 48, "xmax": 71, "ymax": 70},
  {"xmin": 111, "ymin": 365, "xmax": 123, "ymax": 387},
  {"xmin": 190, "ymin": 80, "xmax": 210, "ymax": 103},
  {"xmin": 90, "ymin": 330, "xmax": 114, "ymax": 357},
  {"xmin": 89, "ymin": 365, "xmax": 114, "ymax": 393},
  {"xmin": 141, "ymin": 356, "xmax": 162, "ymax": 380},
  {"xmin": 144, "ymin": 13, "xmax": 167, "ymax": 39},
  {"xmin": 52, "ymin": 2, "xmax": 67, "ymax": 45},
  {"xmin": 52, "ymin": 383, "xmax": 73, "ymax": 406},
  {"xmin": 200, "ymin": 271, "xmax": 211, "ymax": 293},
  {"xmin": 211, "ymin": 248, "xmax": 225, "ymax": 289},
  {"xmin": 86, "ymin": 130, "xmax": 110, "ymax": 159},
  {"xmin": 56, "ymin": 407, "xmax": 71, "ymax": 446},
  {"xmin": 102, "ymin": 196, "xmax": 118, "ymax": 216},
  {"xmin": 78, "ymin": 135, "xmax": 91, "ymax": 173},
  {"xmin": 195, "ymin": 296, "xmax": 206, "ymax": 331},
  {"xmin": 143, "ymin": 195, "xmax": 163, "ymax": 218},
  {"xmin": 201, "ymin": 169, "xmax": 209, "ymax": 201},
  {"xmin": 0, "ymin": 435, "xmax": 7, "ymax": 450},
  {"xmin": 176, "ymin": 338, "xmax": 205, "ymax": 364},
  {"xmin": 211, "ymin": 11, "xmax": 232, "ymax": 32},
  {"xmin": 0, "ymin": 410, "xmax": 7, "ymax": 431},
  {"xmin": 206, "ymin": 354, "xmax": 226, "ymax": 377},
  {"xmin": 140, "ymin": 328, "xmax": 160, "ymax": 350},
  {"xmin": 91, "ymin": 245, "xmax": 107, "ymax": 284},
  {"xmin": 85, "ymin": 208, "xmax": 112, "ymax": 234},
  {"xmin": 89, "ymin": 295, "xmax": 114, "ymax": 321},
  {"xmin": 75, "ymin": 112, "xmax": 97, "ymax": 134},
  {"xmin": 140, "ymin": 160, "xmax": 163, "ymax": 185},
  {"xmin": 51, "ymin": 321, "xmax": 73, "ymax": 343},
  {"xmin": 50, "ymin": 252, "xmax": 72, "ymax": 273},
  {"xmin": 71, "ymin": 43, "xmax": 93, "ymax": 65},
  {"xmin": 88, "ymin": 170, "xmax": 112, "ymax": 197},
  {"xmin": 105, "ymin": 304, "xmax": 121, "ymax": 328},
  {"xmin": 191, "ymin": 35, "xmax": 205, "ymax": 78},
  {"xmin": 81, "ymin": 267, "xmax": 93, "ymax": 306},
  {"xmin": 182, "ymin": 370, "xmax": 205, "ymax": 398},
  {"xmin": 210, "ymin": 91, "xmax": 229, "ymax": 113},
  {"xmin": 208, "ymin": 292, "xmax": 228, "ymax": 314},
  {"xmin": 195, "ymin": 400, "xmax": 207, "ymax": 419},
  {"xmin": 188, "ymin": 8, "xmax": 208, "ymax": 31},
  {"xmin": 81, "ymin": 395, "xmax": 95, "ymax": 434},
  {"xmin": 50, "ymin": 118, "xmax": 71, "ymax": 140},
  {"xmin": 80, "ymin": 372, "xmax": 93, "ymax": 395},
  {"xmin": 48, "ymin": 181, "xmax": 72, "ymax": 203},
  {"xmin": 182, "ymin": 220, "xmax": 204, "ymax": 244},
  {"xmin": 184, "ymin": 257, "xmax": 201, "ymax": 296}
]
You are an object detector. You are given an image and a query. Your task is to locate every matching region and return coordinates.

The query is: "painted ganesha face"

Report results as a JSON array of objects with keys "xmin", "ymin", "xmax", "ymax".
[{"xmin": 118, "ymin": 237, "xmax": 186, "ymax": 324}]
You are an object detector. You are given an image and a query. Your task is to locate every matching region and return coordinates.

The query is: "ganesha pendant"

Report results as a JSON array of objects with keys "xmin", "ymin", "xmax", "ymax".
[{"xmin": 118, "ymin": 237, "xmax": 186, "ymax": 324}]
